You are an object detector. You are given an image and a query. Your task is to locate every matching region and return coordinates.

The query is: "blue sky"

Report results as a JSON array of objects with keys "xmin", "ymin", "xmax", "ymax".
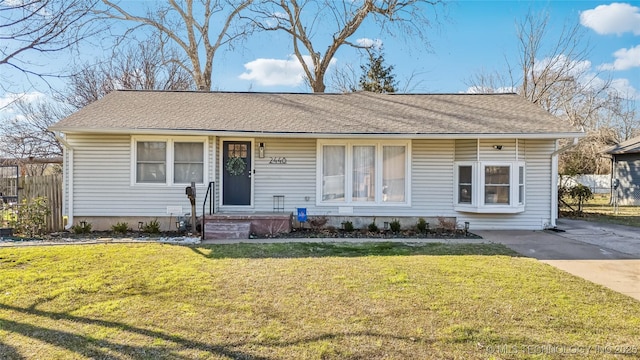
[
  {"xmin": 1, "ymin": 1, "xmax": 639, "ymax": 109},
  {"xmin": 215, "ymin": 0, "xmax": 640, "ymax": 97}
]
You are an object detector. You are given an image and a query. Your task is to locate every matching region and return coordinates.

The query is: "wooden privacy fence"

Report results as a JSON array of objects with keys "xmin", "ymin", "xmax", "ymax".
[{"xmin": 0, "ymin": 175, "xmax": 63, "ymax": 232}]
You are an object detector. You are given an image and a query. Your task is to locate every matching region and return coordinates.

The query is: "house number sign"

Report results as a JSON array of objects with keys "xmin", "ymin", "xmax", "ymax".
[{"xmin": 269, "ymin": 157, "xmax": 287, "ymax": 164}]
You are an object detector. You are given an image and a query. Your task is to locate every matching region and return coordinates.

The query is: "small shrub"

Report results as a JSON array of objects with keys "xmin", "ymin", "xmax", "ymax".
[
  {"xmin": 142, "ymin": 219, "xmax": 161, "ymax": 234},
  {"xmin": 389, "ymin": 219, "xmax": 401, "ymax": 233},
  {"xmin": 368, "ymin": 218, "xmax": 379, "ymax": 233},
  {"xmin": 111, "ymin": 222, "xmax": 130, "ymax": 235},
  {"xmin": 568, "ymin": 184, "xmax": 594, "ymax": 215},
  {"xmin": 416, "ymin": 218, "xmax": 428, "ymax": 233},
  {"xmin": 9, "ymin": 197, "xmax": 51, "ymax": 237},
  {"xmin": 342, "ymin": 221, "xmax": 354, "ymax": 232},
  {"xmin": 436, "ymin": 216, "xmax": 457, "ymax": 232},
  {"xmin": 71, "ymin": 221, "xmax": 92, "ymax": 235},
  {"xmin": 309, "ymin": 216, "xmax": 328, "ymax": 231}
]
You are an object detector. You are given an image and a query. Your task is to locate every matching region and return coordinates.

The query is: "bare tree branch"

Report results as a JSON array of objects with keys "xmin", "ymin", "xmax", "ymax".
[
  {"xmin": 97, "ymin": 0, "xmax": 253, "ymax": 90},
  {"xmin": 0, "ymin": 0, "xmax": 100, "ymax": 90},
  {"xmin": 248, "ymin": 0, "xmax": 443, "ymax": 92},
  {"xmin": 66, "ymin": 36, "xmax": 193, "ymax": 109}
]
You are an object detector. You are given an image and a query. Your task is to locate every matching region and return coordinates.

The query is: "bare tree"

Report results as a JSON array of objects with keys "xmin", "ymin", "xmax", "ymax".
[
  {"xmin": 465, "ymin": 69, "xmax": 515, "ymax": 94},
  {"xmin": 601, "ymin": 92, "xmax": 639, "ymax": 142},
  {"xmin": 0, "ymin": 37, "xmax": 194, "ymax": 174},
  {"xmin": 560, "ymin": 129, "xmax": 618, "ymax": 175},
  {"xmin": 97, "ymin": 0, "xmax": 253, "ymax": 91},
  {"xmin": 249, "ymin": 0, "xmax": 442, "ymax": 93},
  {"xmin": 0, "ymin": 0, "xmax": 99, "ymax": 90},
  {"xmin": 465, "ymin": 10, "xmax": 627, "ymax": 176},
  {"xmin": 67, "ymin": 37, "xmax": 193, "ymax": 108},
  {"xmin": 0, "ymin": 99, "xmax": 66, "ymax": 168}
]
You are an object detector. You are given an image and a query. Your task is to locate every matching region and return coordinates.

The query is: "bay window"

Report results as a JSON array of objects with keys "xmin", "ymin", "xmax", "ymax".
[
  {"xmin": 133, "ymin": 137, "xmax": 207, "ymax": 185},
  {"xmin": 458, "ymin": 165, "xmax": 472, "ymax": 204},
  {"xmin": 319, "ymin": 140, "xmax": 409, "ymax": 205},
  {"xmin": 484, "ymin": 166, "xmax": 510, "ymax": 204},
  {"xmin": 455, "ymin": 161, "xmax": 525, "ymax": 213}
]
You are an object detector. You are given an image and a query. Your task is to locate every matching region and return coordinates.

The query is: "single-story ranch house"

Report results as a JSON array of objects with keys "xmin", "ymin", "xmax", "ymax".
[
  {"xmin": 49, "ymin": 90, "xmax": 582, "ymax": 237},
  {"xmin": 604, "ymin": 135, "xmax": 640, "ymax": 206}
]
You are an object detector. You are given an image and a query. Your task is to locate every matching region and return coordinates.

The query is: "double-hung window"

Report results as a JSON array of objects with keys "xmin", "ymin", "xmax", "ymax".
[
  {"xmin": 455, "ymin": 161, "xmax": 525, "ymax": 213},
  {"xmin": 318, "ymin": 140, "xmax": 409, "ymax": 205},
  {"xmin": 174, "ymin": 142, "xmax": 204, "ymax": 183},
  {"xmin": 134, "ymin": 137, "xmax": 206, "ymax": 185},
  {"xmin": 137, "ymin": 141, "xmax": 167, "ymax": 183}
]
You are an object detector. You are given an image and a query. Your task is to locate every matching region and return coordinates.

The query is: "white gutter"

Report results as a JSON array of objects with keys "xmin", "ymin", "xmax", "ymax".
[
  {"xmin": 54, "ymin": 132, "xmax": 74, "ymax": 230},
  {"xmin": 549, "ymin": 137, "xmax": 580, "ymax": 227}
]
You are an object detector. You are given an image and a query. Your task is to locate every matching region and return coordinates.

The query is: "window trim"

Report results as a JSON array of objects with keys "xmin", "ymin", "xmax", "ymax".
[
  {"xmin": 131, "ymin": 136, "xmax": 208, "ymax": 186},
  {"xmin": 316, "ymin": 139, "xmax": 411, "ymax": 207},
  {"xmin": 454, "ymin": 161, "xmax": 525, "ymax": 213}
]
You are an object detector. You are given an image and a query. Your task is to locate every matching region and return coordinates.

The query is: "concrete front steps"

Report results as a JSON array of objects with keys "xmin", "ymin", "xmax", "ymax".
[
  {"xmin": 202, "ymin": 213, "xmax": 292, "ymax": 240},
  {"xmin": 203, "ymin": 221, "xmax": 251, "ymax": 240}
]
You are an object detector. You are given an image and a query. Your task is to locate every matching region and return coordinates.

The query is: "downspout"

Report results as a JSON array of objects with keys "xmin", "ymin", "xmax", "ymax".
[
  {"xmin": 549, "ymin": 137, "xmax": 580, "ymax": 227},
  {"xmin": 54, "ymin": 132, "xmax": 74, "ymax": 230}
]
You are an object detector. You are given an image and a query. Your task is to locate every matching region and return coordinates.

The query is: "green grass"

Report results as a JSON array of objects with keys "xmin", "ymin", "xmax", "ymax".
[
  {"xmin": 1, "ymin": 243, "xmax": 639, "ymax": 359},
  {"xmin": 561, "ymin": 194, "xmax": 640, "ymax": 227}
]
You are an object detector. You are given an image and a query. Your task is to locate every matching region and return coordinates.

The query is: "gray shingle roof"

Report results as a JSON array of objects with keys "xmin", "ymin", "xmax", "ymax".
[
  {"xmin": 50, "ymin": 90, "xmax": 582, "ymax": 137},
  {"xmin": 604, "ymin": 135, "xmax": 640, "ymax": 154}
]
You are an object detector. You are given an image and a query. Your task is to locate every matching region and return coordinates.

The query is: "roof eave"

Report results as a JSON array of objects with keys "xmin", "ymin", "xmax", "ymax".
[{"xmin": 49, "ymin": 127, "xmax": 584, "ymax": 140}]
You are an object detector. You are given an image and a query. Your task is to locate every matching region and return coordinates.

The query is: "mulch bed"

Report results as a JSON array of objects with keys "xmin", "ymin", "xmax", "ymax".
[{"xmin": 256, "ymin": 227, "xmax": 482, "ymax": 239}]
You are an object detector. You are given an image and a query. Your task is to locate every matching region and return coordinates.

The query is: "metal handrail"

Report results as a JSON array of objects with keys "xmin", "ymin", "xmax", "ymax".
[{"xmin": 201, "ymin": 181, "xmax": 215, "ymax": 241}]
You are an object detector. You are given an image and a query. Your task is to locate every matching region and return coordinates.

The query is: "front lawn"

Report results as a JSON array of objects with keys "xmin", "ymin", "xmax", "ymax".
[{"xmin": 1, "ymin": 243, "xmax": 639, "ymax": 359}]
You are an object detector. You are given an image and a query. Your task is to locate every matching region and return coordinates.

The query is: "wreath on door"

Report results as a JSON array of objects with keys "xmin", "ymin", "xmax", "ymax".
[{"xmin": 225, "ymin": 156, "xmax": 246, "ymax": 176}]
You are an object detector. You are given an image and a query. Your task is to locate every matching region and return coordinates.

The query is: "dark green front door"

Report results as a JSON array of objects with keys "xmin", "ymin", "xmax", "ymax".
[{"xmin": 222, "ymin": 141, "xmax": 251, "ymax": 206}]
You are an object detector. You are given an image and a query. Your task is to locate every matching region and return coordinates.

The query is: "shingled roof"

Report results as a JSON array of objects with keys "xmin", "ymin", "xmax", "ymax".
[
  {"xmin": 50, "ymin": 90, "xmax": 581, "ymax": 138},
  {"xmin": 604, "ymin": 135, "xmax": 640, "ymax": 155}
]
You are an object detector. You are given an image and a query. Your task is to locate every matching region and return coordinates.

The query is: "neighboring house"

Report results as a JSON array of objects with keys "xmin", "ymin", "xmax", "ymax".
[
  {"xmin": 49, "ymin": 90, "xmax": 582, "ymax": 234},
  {"xmin": 604, "ymin": 136, "xmax": 640, "ymax": 205}
]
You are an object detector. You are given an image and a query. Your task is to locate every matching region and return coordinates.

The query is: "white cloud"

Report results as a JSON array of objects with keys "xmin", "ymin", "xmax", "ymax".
[
  {"xmin": 356, "ymin": 38, "xmax": 383, "ymax": 49},
  {"xmin": 599, "ymin": 45, "xmax": 640, "ymax": 70},
  {"xmin": 610, "ymin": 78, "xmax": 640, "ymax": 99},
  {"xmin": 580, "ymin": 3, "xmax": 640, "ymax": 35},
  {"xmin": 0, "ymin": 92, "xmax": 46, "ymax": 117},
  {"xmin": 533, "ymin": 55, "xmax": 593, "ymax": 79},
  {"xmin": 239, "ymin": 55, "xmax": 337, "ymax": 87}
]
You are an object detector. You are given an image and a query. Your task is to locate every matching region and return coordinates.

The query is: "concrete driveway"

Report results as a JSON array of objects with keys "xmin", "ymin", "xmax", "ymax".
[{"xmin": 477, "ymin": 218, "xmax": 640, "ymax": 301}]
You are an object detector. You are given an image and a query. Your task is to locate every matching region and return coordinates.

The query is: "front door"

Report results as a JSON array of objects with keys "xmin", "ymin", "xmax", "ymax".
[{"xmin": 222, "ymin": 141, "xmax": 252, "ymax": 206}]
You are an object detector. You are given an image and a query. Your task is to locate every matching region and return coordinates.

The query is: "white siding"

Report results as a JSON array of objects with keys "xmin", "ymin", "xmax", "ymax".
[
  {"xmin": 478, "ymin": 139, "xmax": 517, "ymax": 161},
  {"xmin": 411, "ymin": 139, "xmax": 455, "ymax": 216},
  {"xmin": 68, "ymin": 134, "xmax": 214, "ymax": 217},
  {"xmin": 455, "ymin": 139, "xmax": 476, "ymax": 161},
  {"xmin": 252, "ymin": 138, "xmax": 317, "ymax": 213},
  {"xmin": 65, "ymin": 134, "xmax": 556, "ymax": 230}
]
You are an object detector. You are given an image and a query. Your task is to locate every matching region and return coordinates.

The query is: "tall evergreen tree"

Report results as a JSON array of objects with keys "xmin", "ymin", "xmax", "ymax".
[{"xmin": 357, "ymin": 48, "xmax": 397, "ymax": 93}]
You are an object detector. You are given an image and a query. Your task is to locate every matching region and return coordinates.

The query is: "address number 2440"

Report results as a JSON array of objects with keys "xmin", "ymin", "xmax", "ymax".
[{"xmin": 269, "ymin": 157, "xmax": 287, "ymax": 164}]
